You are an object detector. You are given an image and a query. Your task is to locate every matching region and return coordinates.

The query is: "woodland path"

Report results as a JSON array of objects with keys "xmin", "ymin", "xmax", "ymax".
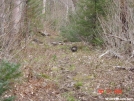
[{"xmin": 10, "ymin": 34, "xmax": 134, "ymax": 101}]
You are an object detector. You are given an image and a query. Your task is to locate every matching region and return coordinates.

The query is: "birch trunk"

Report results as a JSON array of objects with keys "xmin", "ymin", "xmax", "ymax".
[
  {"xmin": 42, "ymin": 0, "xmax": 47, "ymax": 14},
  {"xmin": 12, "ymin": 0, "xmax": 22, "ymax": 35},
  {"xmin": 6, "ymin": 0, "xmax": 24, "ymax": 51},
  {"xmin": 0, "ymin": 0, "xmax": 5, "ymax": 35}
]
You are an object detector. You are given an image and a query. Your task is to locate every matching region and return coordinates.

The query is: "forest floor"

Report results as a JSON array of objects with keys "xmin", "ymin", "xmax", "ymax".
[{"xmin": 8, "ymin": 33, "xmax": 134, "ymax": 101}]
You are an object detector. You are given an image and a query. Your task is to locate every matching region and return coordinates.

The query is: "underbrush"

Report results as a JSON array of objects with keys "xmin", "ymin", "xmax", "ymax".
[{"xmin": 0, "ymin": 61, "xmax": 21, "ymax": 101}]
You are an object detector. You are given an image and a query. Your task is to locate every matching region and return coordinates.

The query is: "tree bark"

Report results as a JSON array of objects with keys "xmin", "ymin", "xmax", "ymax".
[
  {"xmin": 120, "ymin": 0, "xmax": 128, "ymax": 33},
  {"xmin": 11, "ymin": 0, "xmax": 22, "ymax": 35},
  {"xmin": 42, "ymin": 0, "xmax": 47, "ymax": 14},
  {"xmin": 0, "ymin": 0, "xmax": 5, "ymax": 35}
]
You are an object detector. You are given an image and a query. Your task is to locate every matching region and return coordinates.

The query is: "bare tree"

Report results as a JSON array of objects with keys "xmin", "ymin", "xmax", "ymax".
[
  {"xmin": 0, "ymin": 0, "xmax": 5, "ymax": 35},
  {"xmin": 7, "ymin": 0, "xmax": 25, "ymax": 49},
  {"xmin": 0, "ymin": 0, "xmax": 27, "ymax": 59},
  {"xmin": 42, "ymin": 0, "xmax": 47, "ymax": 14},
  {"xmin": 58, "ymin": 0, "xmax": 76, "ymax": 20},
  {"xmin": 72, "ymin": 0, "xmax": 78, "ymax": 8},
  {"xmin": 120, "ymin": 0, "xmax": 128, "ymax": 33},
  {"xmin": 12, "ymin": 0, "xmax": 22, "ymax": 35},
  {"xmin": 99, "ymin": 0, "xmax": 134, "ymax": 59}
]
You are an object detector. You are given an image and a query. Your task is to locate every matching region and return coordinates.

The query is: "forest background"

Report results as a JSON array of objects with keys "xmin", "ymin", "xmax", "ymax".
[{"xmin": 0, "ymin": 0, "xmax": 134, "ymax": 101}]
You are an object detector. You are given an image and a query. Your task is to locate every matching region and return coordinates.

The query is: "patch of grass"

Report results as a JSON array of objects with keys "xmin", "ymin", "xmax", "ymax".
[
  {"xmin": 53, "ymin": 76, "xmax": 61, "ymax": 83},
  {"xmin": 3, "ymin": 96, "xmax": 15, "ymax": 101},
  {"xmin": 95, "ymin": 62, "xmax": 102, "ymax": 69},
  {"xmin": 110, "ymin": 82, "xmax": 116, "ymax": 87},
  {"xmin": 74, "ymin": 81, "xmax": 83, "ymax": 89},
  {"xmin": 80, "ymin": 46, "xmax": 90, "ymax": 52},
  {"xmin": 87, "ymin": 74, "xmax": 95, "ymax": 79},
  {"xmin": 38, "ymin": 73, "xmax": 50, "ymax": 79},
  {"xmin": 51, "ymin": 66, "xmax": 59, "ymax": 71},
  {"xmin": 69, "ymin": 65, "xmax": 76, "ymax": 71},
  {"xmin": 67, "ymin": 96, "xmax": 77, "ymax": 101},
  {"xmin": 33, "ymin": 56, "xmax": 44, "ymax": 62},
  {"xmin": 52, "ymin": 54, "xmax": 57, "ymax": 61},
  {"xmin": 73, "ymin": 74, "xmax": 84, "ymax": 81},
  {"xmin": 59, "ymin": 45, "xmax": 70, "ymax": 52},
  {"xmin": 63, "ymin": 92, "xmax": 79, "ymax": 101}
]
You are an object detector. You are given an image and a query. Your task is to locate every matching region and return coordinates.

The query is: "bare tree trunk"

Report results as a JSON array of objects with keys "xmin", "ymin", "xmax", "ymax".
[
  {"xmin": 120, "ymin": 0, "xmax": 128, "ymax": 33},
  {"xmin": 42, "ymin": 0, "xmax": 47, "ymax": 31},
  {"xmin": 11, "ymin": 0, "xmax": 22, "ymax": 35},
  {"xmin": 59, "ymin": 0, "xmax": 74, "ymax": 20},
  {"xmin": 72, "ymin": 0, "xmax": 78, "ymax": 8},
  {"xmin": 42, "ymin": 0, "xmax": 47, "ymax": 14},
  {"xmin": 66, "ymin": 0, "xmax": 69, "ymax": 20},
  {"xmin": 71, "ymin": 0, "xmax": 76, "ymax": 12},
  {"xmin": 7, "ymin": 0, "xmax": 24, "ymax": 49},
  {"xmin": 0, "ymin": 0, "xmax": 5, "ymax": 35}
]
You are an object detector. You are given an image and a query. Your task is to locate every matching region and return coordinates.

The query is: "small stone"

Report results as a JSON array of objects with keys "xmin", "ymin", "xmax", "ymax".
[{"xmin": 114, "ymin": 66, "xmax": 126, "ymax": 71}]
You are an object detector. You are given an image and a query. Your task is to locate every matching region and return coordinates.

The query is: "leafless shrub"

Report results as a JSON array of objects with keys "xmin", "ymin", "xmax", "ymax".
[{"xmin": 99, "ymin": 0, "xmax": 134, "ymax": 59}]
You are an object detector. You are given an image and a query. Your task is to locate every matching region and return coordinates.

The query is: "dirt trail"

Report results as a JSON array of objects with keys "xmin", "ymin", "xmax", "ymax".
[{"xmin": 10, "ymin": 34, "xmax": 134, "ymax": 101}]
